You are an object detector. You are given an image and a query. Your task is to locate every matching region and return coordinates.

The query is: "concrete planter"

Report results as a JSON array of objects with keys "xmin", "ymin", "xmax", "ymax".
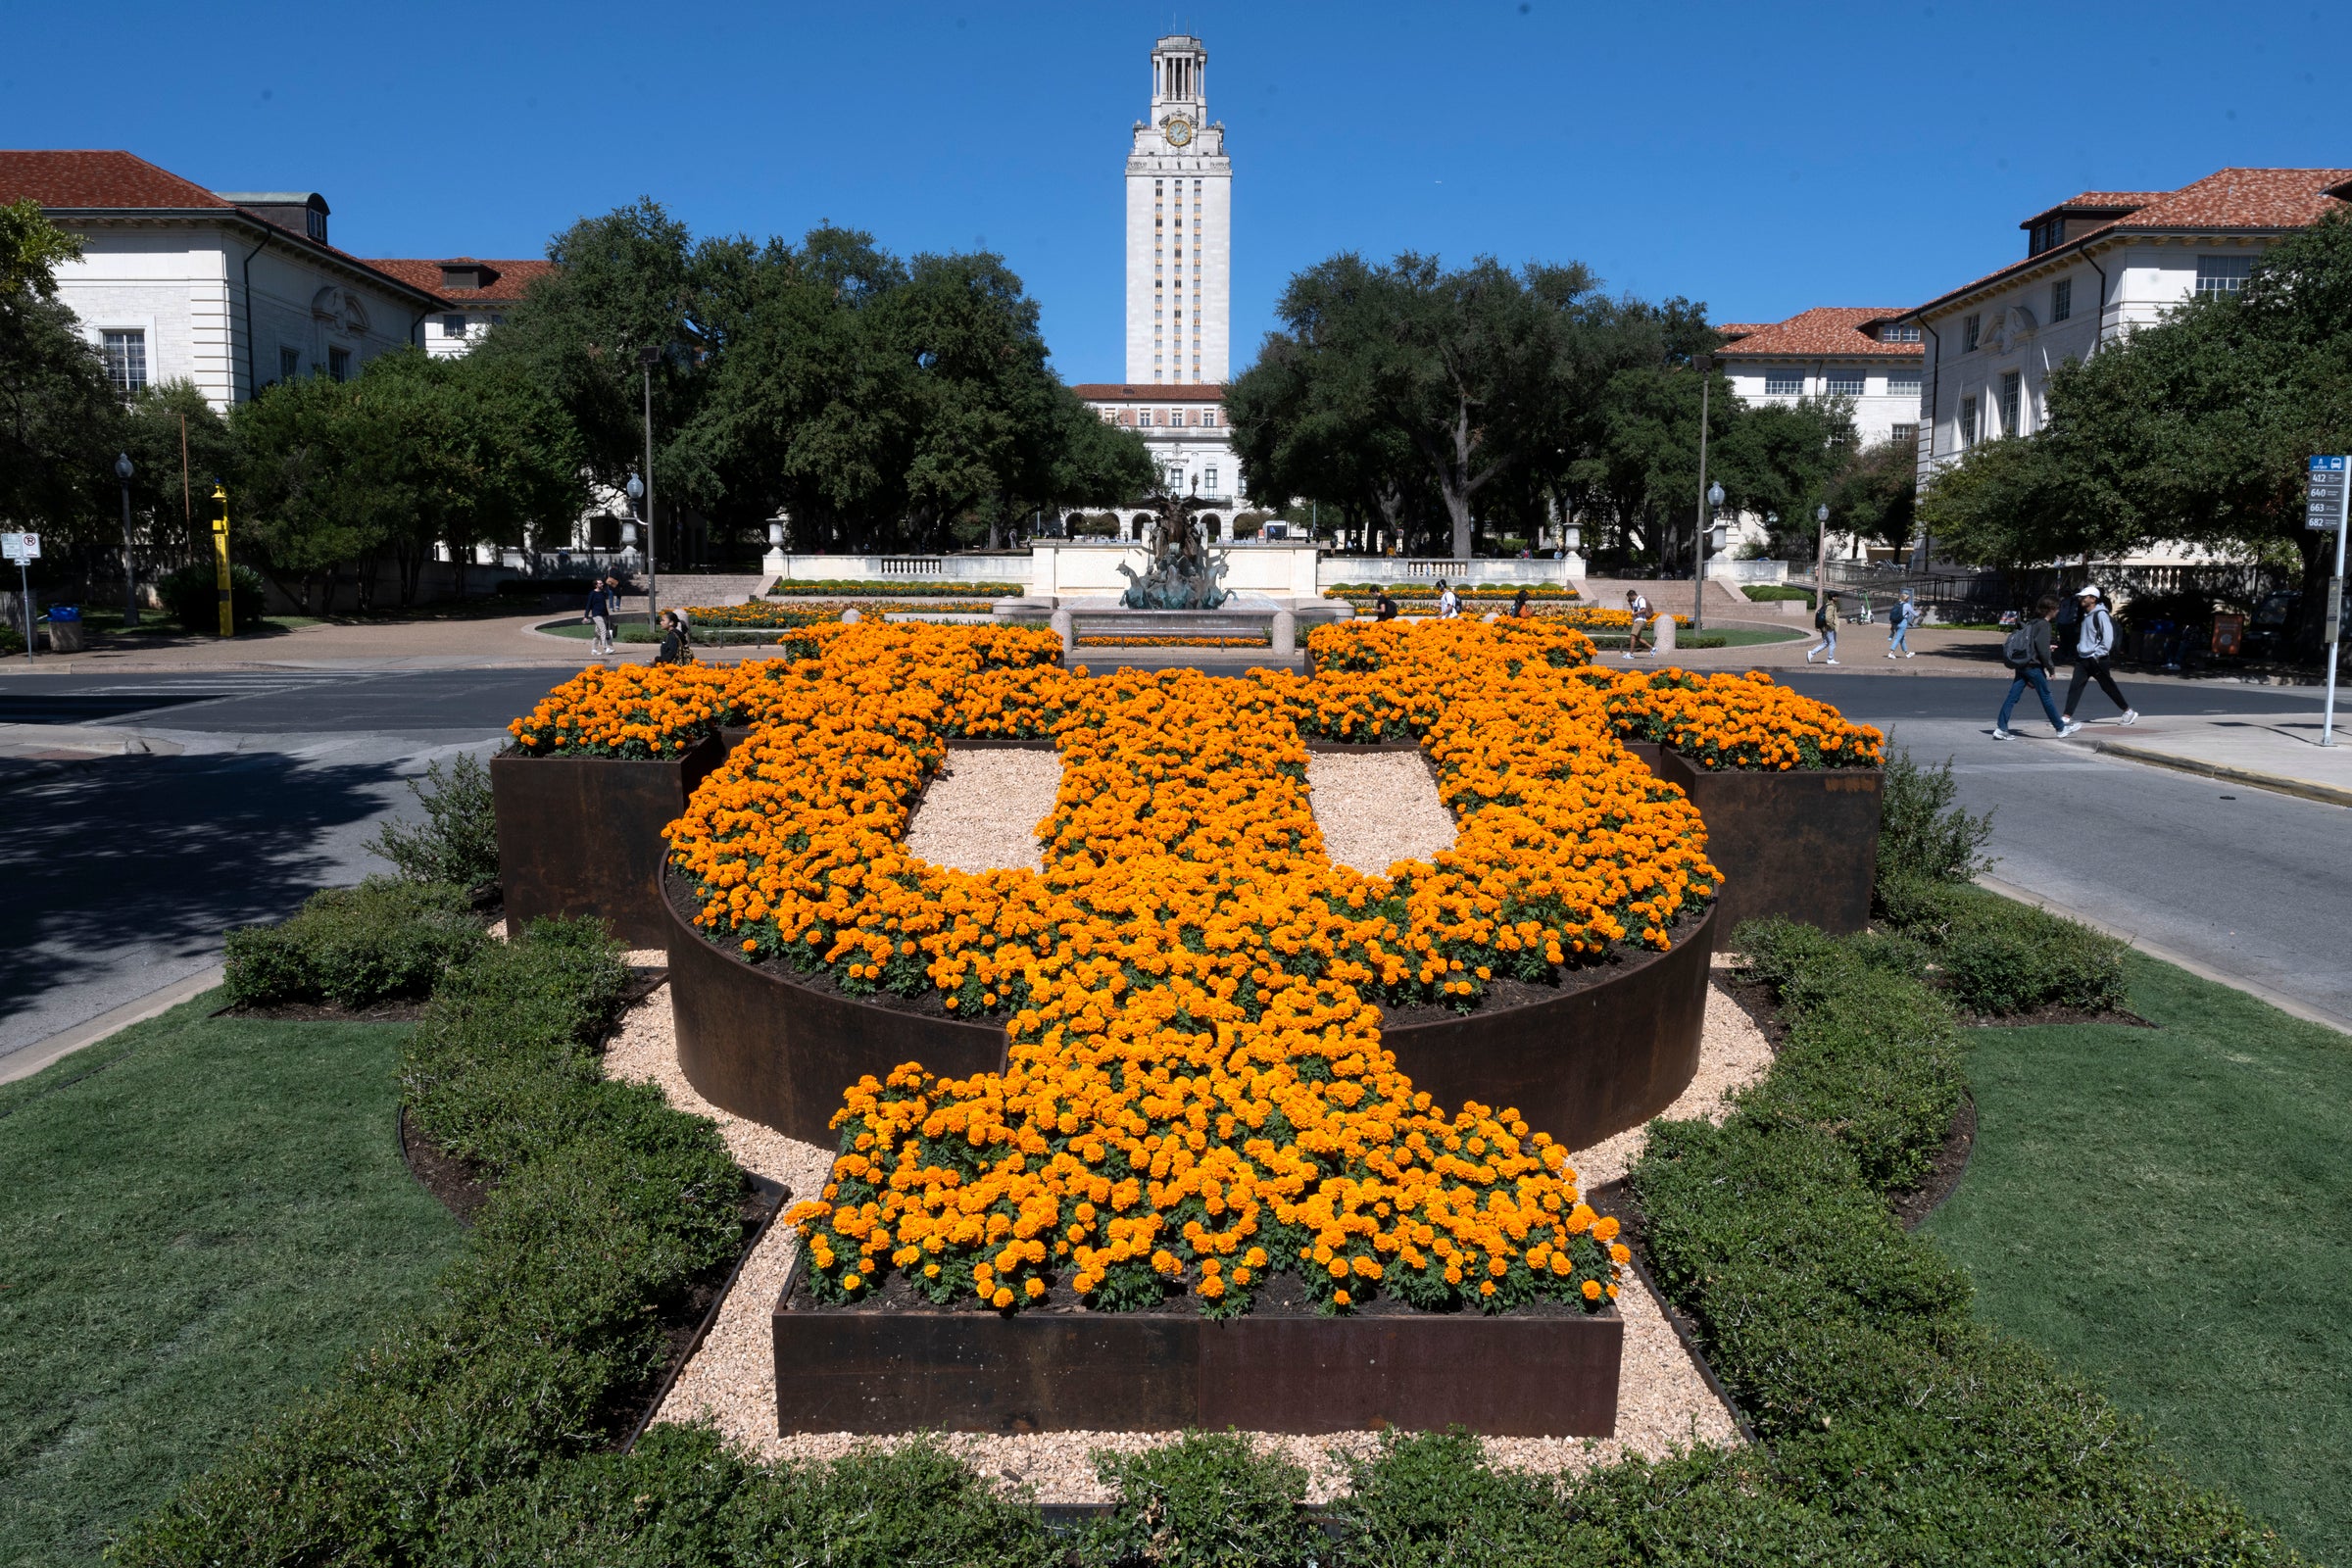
[{"xmin": 1626, "ymin": 744, "xmax": 1881, "ymax": 935}]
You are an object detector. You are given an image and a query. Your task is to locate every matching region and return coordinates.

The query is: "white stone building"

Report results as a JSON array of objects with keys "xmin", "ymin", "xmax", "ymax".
[
  {"xmin": 1904, "ymin": 168, "xmax": 2352, "ymax": 481},
  {"xmin": 1713, "ymin": 307, "xmax": 1925, "ymax": 450},
  {"xmin": 1072, "ymin": 34, "xmax": 1245, "ymax": 539},
  {"xmin": 368, "ymin": 257, "xmax": 557, "ymax": 358},
  {"xmin": 0, "ymin": 150, "xmax": 443, "ymax": 410}
]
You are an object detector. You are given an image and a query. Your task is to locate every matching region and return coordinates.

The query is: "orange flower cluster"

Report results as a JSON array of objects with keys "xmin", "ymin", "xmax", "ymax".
[
  {"xmin": 1558, "ymin": 607, "xmax": 1691, "ymax": 631},
  {"xmin": 1077, "ymin": 634, "xmax": 1270, "ymax": 649},
  {"xmin": 661, "ymin": 621, "xmax": 1708, "ymax": 1318},
  {"xmin": 1579, "ymin": 668, "xmax": 1886, "ymax": 770}
]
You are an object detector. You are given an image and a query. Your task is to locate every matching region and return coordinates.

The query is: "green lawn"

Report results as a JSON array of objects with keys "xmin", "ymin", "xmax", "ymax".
[
  {"xmin": 1926, "ymin": 952, "xmax": 2352, "ymax": 1564},
  {"xmin": 0, "ymin": 999, "xmax": 463, "ymax": 1567}
]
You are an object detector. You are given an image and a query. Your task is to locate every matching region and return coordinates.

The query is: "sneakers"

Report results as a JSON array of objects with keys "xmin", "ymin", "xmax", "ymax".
[
  {"xmin": 1903, "ymin": 651, "xmax": 1916, "ymax": 659},
  {"xmin": 1826, "ymin": 659, "xmax": 1840, "ymax": 665},
  {"xmin": 2060, "ymin": 721, "xmax": 2083, "ymax": 736},
  {"xmin": 2120, "ymin": 709, "xmax": 2139, "ymax": 725},
  {"xmin": 1885, "ymin": 652, "xmax": 1897, "ymax": 660},
  {"xmin": 1805, "ymin": 649, "xmax": 1816, "ymax": 663},
  {"xmin": 1991, "ymin": 728, "xmax": 2013, "ymax": 740}
]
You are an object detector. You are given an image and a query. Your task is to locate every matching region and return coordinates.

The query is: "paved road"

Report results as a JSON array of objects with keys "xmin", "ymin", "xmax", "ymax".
[
  {"xmin": 2, "ymin": 662, "xmax": 2343, "ymax": 1072},
  {"xmin": 1785, "ymin": 672, "xmax": 2351, "ymax": 1030}
]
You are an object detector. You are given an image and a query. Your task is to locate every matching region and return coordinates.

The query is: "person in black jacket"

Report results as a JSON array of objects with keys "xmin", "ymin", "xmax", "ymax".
[
  {"xmin": 1993, "ymin": 595, "xmax": 2074, "ymax": 739},
  {"xmin": 584, "ymin": 580, "xmax": 614, "ymax": 656},
  {"xmin": 655, "ymin": 611, "xmax": 696, "ymax": 665},
  {"xmin": 1373, "ymin": 589, "xmax": 1398, "ymax": 621}
]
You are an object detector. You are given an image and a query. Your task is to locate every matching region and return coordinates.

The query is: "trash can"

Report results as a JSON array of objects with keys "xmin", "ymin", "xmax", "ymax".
[{"xmin": 45, "ymin": 605, "xmax": 85, "ymax": 653}]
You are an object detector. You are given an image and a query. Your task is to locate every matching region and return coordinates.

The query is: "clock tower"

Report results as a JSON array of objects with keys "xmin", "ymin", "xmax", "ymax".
[{"xmin": 1126, "ymin": 34, "xmax": 1230, "ymax": 385}]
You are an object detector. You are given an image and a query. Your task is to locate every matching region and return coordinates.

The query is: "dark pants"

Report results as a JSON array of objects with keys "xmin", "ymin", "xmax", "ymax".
[{"xmin": 2064, "ymin": 656, "xmax": 2131, "ymax": 716}]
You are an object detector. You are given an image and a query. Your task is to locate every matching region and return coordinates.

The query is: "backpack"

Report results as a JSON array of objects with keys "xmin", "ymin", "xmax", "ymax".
[
  {"xmin": 1814, "ymin": 603, "xmax": 1831, "ymax": 630},
  {"xmin": 2002, "ymin": 622, "xmax": 2036, "ymax": 667}
]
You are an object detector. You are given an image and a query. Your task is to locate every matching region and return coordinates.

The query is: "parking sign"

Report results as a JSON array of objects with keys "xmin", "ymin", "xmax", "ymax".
[{"xmin": 1, "ymin": 532, "xmax": 40, "ymax": 562}]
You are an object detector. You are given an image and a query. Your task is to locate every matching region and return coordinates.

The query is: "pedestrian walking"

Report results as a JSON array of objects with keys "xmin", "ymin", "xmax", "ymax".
[
  {"xmin": 584, "ymin": 578, "xmax": 614, "ymax": 655},
  {"xmin": 1993, "ymin": 594, "xmax": 2075, "ymax": 739},
  {"xmin": 1886, "ymin": 588, "xmax": 1918, "ymax": 659},
  {"xmin": 1374, "ymin": 587, "xmax": 1398, "ymax": 621},
  {"xmin": 1624, "ymin": 589, "xmax": 1653, "ymax": 659},
  {"xmin": 655, "ymin": 610, "xmax": 697, "ymax": 665},
  {"xmin": 2060, "ymin": 585, "xmax": 2139, "ymax": 726},
  {"xmin": 1435, "ymin": 578, "xmax": 1460, "ymax": 618},
  {"xmin": 1805, "ymin": 592, "xmax": 1841, "ymax": 663}
]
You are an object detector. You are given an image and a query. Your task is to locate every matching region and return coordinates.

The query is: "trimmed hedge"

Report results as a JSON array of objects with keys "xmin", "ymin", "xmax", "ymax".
[
  {"xmin": 1880, "ymin": 873, "xmax": 2132, "ymax": 1015},
  {"xmin": 223, "ymin": 877, "xmax": 484, "ymax": 1007},
  {"xmin": 117, "ymin": 919, "xmax": 746, "ymax": 1566}
]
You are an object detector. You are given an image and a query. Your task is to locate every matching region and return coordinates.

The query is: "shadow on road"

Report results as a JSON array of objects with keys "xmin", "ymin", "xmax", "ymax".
[{"xmin": 0, "ymin": 752, "xmax": 407, "ymax": 1022}]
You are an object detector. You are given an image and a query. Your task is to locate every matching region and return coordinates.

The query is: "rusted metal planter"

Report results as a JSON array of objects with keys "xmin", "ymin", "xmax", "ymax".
[
  {"xmin": 491, "ymin": 734, "xmax": 723, "ymax": 949},
  {"xmin": 1380, "ymin": 906, "xmax": 1714, "ymax": 1152},
  {"xmin": 665, "ymin": 875, "xmax": 1007, "ymax": 1146},
  {"xmin": 773, "ymin": 1255, "xmax": 1621, "ymax": 1437},
  {"xmin": 1626, "ymin": 744, "xmax": 1881, "ymax": 936}
]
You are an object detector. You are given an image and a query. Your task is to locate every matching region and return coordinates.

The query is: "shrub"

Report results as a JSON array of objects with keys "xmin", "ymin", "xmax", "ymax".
[
  {"xmin": 159, "ymin": 560, "xmax": 269, "ymax": 634},
  {"xmin": 222, "ymin": 877, "xmax": 483, "ymax": 1007},
  {"xmin": 1875, "ymin": 747, "xmax": 1993, "ymax": 893},
  {"xmin": 1741, "ymin": 583, "xmax": 1813, "ymax": 601},
  {"xmin": 368, "ymin": 752, "xmax": 500, "ymax": 890},
  {"xmin": 1931, "ymin": 884, "xmax": 2131, "ymax": 1015},
  {"xmin": 1083, "ymin": 1432, "xmax": 1320, "ymax": 1568}
]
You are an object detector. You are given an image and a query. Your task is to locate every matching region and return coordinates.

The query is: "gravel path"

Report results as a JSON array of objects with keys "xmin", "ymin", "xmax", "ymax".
[
  {"xmin": 902, "ymin": 747, "xmax": 1061, "ymax": 874},
  {"xmin": 603, "ymin": 956, "xmax": 1771, "ymax": 1500},
  {"xmin": 1307, "ymin": 751, "xmax": 1456, "ymax": 875}
]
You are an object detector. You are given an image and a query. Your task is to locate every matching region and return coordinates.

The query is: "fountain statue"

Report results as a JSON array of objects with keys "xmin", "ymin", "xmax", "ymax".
[{"xmin": 1116, "ymin": 486, "xmax": 1230, "ymax": 611}]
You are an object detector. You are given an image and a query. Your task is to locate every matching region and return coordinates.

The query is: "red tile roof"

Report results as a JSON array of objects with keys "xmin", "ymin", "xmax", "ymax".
[
  {"xmin": 2020, "ymin": 190, "xmax": 2167, "ymax": 226},
  {"xmin": 0, "ymin": 148, "xmax": 231, "ymax": 210},
  {"xmin": 1914, "ymin": 168, "xmax": 2352, "ymax": 319},
  {"xmin": 1712, "ymin": 322, "xmax": 1768, "ymax": 341},
  {"xmin": 368, "ymin": 257, "xmax": 558, "ymax": 306},
  {"xmin": 1072, "ymin": 382, "xmax": 1228, "ymax": 402},
  {"xmin": 1711, "ymin": 307, "xmax": 1924, "ymax": 360}
]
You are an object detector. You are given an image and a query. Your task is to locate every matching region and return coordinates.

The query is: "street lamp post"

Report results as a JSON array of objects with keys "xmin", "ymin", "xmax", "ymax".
[
  {"xmin": 1697, "ymin": 481, "xmax": 1725, "ymax": 632},
  {"xmin": 1814, "ymin": 502, "xmax": 1831, "ymax": 615},
  {"xmin": 637, "ymin": 345, "xmax": 662, "ymax": 625},
  {"xmin": 1690, "ymin": 356, "xmax": 1712, "ymax": 632},
  {"xmin": 114, "ymin": 452, "xmax": 140, "ymax": 627},
  {"xmin": 624, "ymin": 473, "xmax": 646, "ymax": 625}
]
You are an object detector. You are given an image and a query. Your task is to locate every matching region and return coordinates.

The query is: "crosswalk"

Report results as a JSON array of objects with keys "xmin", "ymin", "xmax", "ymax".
[{"xmin": 0, "ymin": 671, "xmax": 364, "ymax": 727}]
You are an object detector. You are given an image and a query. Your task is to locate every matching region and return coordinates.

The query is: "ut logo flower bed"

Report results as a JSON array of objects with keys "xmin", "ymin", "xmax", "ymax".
[{"xmin": 656, "ymin": 619, "xmax": 1800, "ymax": 1322}]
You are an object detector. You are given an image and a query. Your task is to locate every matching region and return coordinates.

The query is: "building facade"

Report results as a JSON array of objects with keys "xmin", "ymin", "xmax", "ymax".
[
  {"xmin": 1904, "ymin": 168, "xmax": 2352, "ymax": 486},
  {"xmin": 1713, "ymin": 307, "xmax": 1925, "ymax": 450},
  {"xmin": 0, "ymin": 151, "xmax": 443, "ymax": 411},
  {"xmin": 1125, "ymin": 33, "xmax": 1231, "ymax": 385},
  {"xmin": 368, "ymin": 257, "xmax": 558, "ymax": 357}
]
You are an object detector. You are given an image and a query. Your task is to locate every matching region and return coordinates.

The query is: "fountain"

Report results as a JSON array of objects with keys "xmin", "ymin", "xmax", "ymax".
[{"xmin": 1116, "ymin": 488, "xmax": 1230, "ymax": 610}]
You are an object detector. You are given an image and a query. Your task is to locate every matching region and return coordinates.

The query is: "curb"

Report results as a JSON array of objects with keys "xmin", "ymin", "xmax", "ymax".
[
  {"xmin": 1976, "ymin": 876, "xmax": 2352, "ymax": 1039},
  {"xmin": 0, "ymin": 965, "xmax": 226, "ymax": 1086},
  {"xmin": 2090, "ymin": 740, "xmax": 2352, "ymax": 809}
]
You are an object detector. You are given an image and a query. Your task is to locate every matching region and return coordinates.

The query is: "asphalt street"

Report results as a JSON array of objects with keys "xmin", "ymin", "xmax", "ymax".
[{"xmin": 1, "ymin": 662, "xmax": 2343, "ymax": 1072}]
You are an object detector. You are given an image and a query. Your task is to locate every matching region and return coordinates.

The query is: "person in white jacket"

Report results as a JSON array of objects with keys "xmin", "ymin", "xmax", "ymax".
[{"xmin": 2061, "ymin": 585, "xmax": 2138, "ymax": 726}]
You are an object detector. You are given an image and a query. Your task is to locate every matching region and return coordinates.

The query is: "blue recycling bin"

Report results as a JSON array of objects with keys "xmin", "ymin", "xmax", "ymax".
[{"xmin": 45, "ymin": 605, "xmax": 85, "ymax": 652}]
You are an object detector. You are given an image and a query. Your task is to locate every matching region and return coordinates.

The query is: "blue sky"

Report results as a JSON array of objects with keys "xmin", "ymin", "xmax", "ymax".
[{"xmin": 7, "ymin": 0, "xmax": 2344, "ymax": 378}]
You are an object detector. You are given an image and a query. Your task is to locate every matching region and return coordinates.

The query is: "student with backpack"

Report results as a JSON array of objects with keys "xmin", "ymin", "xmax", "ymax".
[
  {"xmin": 1886, "ymin": 589, "xmax": 1918, "ymax": 659},
  {"xmin": 1804, "ymin": 592, "xmax": 1840, "ymax": 663},
  {"xmin": 1993, "ymin": 595, "xmax": 2076, "ymax": 739},
  {"xmin": 2061, "ymin": 584, "xmax": 2139, "ymax": 726}
]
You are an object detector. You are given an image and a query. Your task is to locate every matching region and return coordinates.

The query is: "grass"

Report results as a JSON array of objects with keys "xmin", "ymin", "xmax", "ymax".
[
  {"xmin": 1925, "ymin": 949, "xmax": 2352, "ymax": 1564},
  {"xmin": 0, "ymin": 998, "xmax": 465, "ymax": 1567}
]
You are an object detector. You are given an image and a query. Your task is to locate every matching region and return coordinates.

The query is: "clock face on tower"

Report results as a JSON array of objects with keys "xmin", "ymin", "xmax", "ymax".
[{"xmin": 1163, "ymin": 116, "xmax": 1194, "ymax": 147}]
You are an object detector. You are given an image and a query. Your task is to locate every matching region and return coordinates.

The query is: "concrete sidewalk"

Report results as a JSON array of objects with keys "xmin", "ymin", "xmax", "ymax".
[{"xmin": 2069, "ymin": 711, "xmax": 2352, "ymax": 808}]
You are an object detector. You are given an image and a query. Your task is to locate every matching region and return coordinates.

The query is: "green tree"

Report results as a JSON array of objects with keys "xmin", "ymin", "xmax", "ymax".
[
  {"xmin": 1821, "ymin": 433, "xmax": 1918, "ymax": 554},
  {"xmin": 0, "ymin": 201, "xmax": 119, "ymax": 544},
  {"xmin": 121, "ymin": 379, "xmax": 235, "ymax": 563},
  {"xmin": 0, "ymin": 198, "xmax": 83, "ymax": 300}
]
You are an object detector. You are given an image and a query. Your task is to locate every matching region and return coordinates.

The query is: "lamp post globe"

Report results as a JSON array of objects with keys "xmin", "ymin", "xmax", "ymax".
[
  {"xmin": 1707, "ymin": 481, "xmax": 1724, "ymax": 512},
  {"xmin": 115, "ymin": 452, "xmax": 140, "ymax": 626}
]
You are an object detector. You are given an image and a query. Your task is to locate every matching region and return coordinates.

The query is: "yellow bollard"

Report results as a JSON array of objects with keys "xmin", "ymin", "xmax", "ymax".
[{"xmin": 209, "ymin": 484, "xmax": 232, "ymax": 636}]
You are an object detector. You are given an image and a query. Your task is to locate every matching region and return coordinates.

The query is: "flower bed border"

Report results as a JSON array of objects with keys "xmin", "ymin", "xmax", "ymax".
[
  {"xmin": 492, "ymin": 733, "xmax": 725, "ymax": 948},
  {"xmin": 770, "ymin": 1250, "xmax": 1622, "ymax": 1437},
  {"xmin": 1623, "ymin": 744, "xmax": 1881, "ymax": 935}
]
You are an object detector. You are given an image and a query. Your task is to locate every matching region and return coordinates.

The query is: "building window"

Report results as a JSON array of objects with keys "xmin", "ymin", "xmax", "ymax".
[
  {"xmin": 2195, "ymin": 254, "xmax": 2255, "ymax": 295},
  {"xmin": 2051, "ymin": 277, "xmax": 2072, "ymax": 321},
  {"xmin": 101, "ymin": 329, "xmax": 148, "ymax": 393},
  {"xmin": 1959, "ymin": 395, "xmax": 1979, "ymax": 448},
  {"xmin": 1890, "ymin": 423, "xmax": 1918, "ymax": 444},
  {"xmin": 1877, "ymin": 321, "xmax": 1922, "ymax": 343},
  {"xmin": 1999, "ymin": 371, "xmax": 2021, "ymax": 436},
  {"xmin": 2029, "ymin": 217, "xmax": 2065, "ymax": 256},
  {"xmin": 1205, "ymin": 466, "xmax": 1219, "ymax": 491},
  {"xmin": 441, "ymin": 315, "xmax": 467, "ymax": 339},
  {"xmin": 1202, "ymin": 410, "xmax": 1217, "ymax": 427},
  {"xmin": 1888, "ymin": 369, "xmax": 1922, "ymax": 399},
  {"xmin": 1764, "ymin": 368, "xmax": 1804, "ymax": 396},
  {"xmin": 1962, "ymin": 314, "xmax": 1981, "ymax": 352},
  {"xmin": 328, "ymin": 346, "xmax": 352, "ymax": 382},
  {"xmin": 305, "ymin": 206, "xmax": 326, "ymax": 243},
  {"xmin": 1826, "ymin": 369, "xmax": 1865, "ymax": 397},
  {"xmin": 279, "ymin": 346, "xmax": 301, "ymax": 382}
]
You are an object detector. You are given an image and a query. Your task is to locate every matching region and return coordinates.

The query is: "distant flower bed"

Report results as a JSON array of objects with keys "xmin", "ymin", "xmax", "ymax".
[
  {"xmin": 1326, "ymin": 583, "xmax": 1581, "ymax": 603},
  {"xmin": 1559, "ymin": 607, "xmax": 1691, "ymax": 631},
  {"xmin": 679, "ymin": 602, "xmax": 834, "ymax": 629},
  {"xmin": 766, "ymin": 579, "xmax": 1021, "ymax": 599},
  {"xmin": 1076, "ymin": 633, "xmax": 1271, "ymax": 648},
  {"xmin": 1579, "ymin": 668, "xmax": 1885, "ymax": 770}
]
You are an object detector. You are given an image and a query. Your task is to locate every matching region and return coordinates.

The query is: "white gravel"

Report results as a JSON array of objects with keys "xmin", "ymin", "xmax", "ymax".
[
  {"xmin": 604, "ymin": 956, "xmax": 1772, "ymax": 1501},
  {"xmin": 1307, "ymin": 750, "xmax": 1457, "ymax": 875},
  {"xmin": 902, "ymin": 746, "xmax": 1062, "ymax": 874}
]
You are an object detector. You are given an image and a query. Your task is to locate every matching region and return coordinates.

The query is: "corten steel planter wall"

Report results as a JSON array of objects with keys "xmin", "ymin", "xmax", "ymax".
[
  {"xmin": 665, "ymin": 877, "xmax": 1008, "ymax": 1146},
  {"xmin": 1381, "ymin": 906, "xmax": 1714, "ymax": 1152},
  {"xmin": 493, "ymin": 733, "xmax": 723, "ymax": 949},
  {"xmin": 1626, "ymin": 743, "xmax": 1882, "ymax": 936},
  {"xmin": 773, "ymin": 1256, "xmax": 1622, "ymax": 1437}
]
